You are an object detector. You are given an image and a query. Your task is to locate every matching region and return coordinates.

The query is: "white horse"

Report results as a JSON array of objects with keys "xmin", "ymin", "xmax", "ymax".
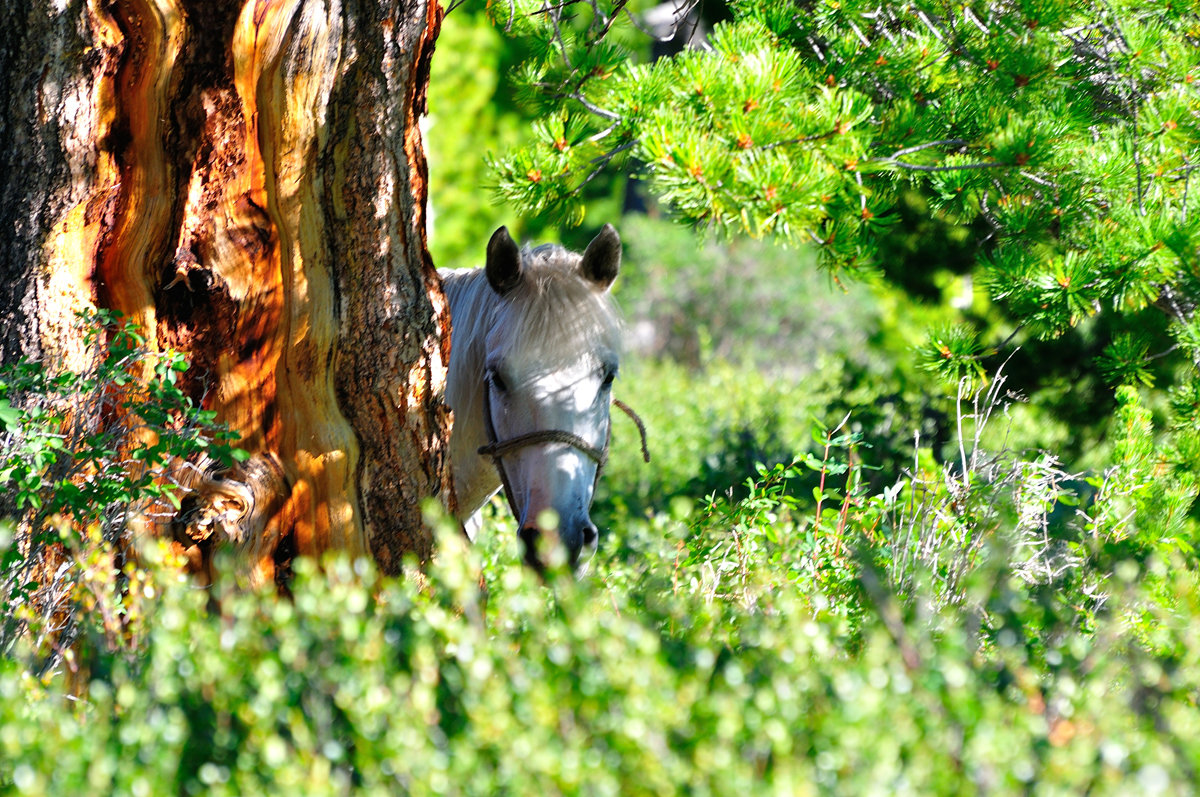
[{"xmin": 439, "ymin": 225, "xmax": 643, "ymax": 570}]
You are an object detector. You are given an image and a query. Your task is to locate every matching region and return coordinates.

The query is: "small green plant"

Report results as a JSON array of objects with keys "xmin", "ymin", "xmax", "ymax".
[{"xmin": 0, "ymin": 310, "xmax": 244, "ymax": 670}]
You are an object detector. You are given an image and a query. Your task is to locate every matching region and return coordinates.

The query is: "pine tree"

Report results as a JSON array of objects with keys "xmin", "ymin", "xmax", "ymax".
[{"xmin": 492, "ymin": 0, "xmax": 1200, "ymax": 462}]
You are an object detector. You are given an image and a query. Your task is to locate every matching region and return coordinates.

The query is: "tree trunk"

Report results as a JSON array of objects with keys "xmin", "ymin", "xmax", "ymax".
[{"xmin": 0, "ymin": 0, "xmax": 452, "ymax": 580}]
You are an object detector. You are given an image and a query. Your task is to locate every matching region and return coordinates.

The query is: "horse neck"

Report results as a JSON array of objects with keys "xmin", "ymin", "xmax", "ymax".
[
  {"xmin": 440, "ymin": 268, "xmax": 492, "ymax": 411},
  {"xmin": 439, "ymin": 268, "xmax": 502, "ymax": 518}
]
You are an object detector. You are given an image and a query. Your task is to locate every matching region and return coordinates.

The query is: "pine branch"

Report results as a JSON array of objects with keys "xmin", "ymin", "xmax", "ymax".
[
  {"xmin": 889, "ymin": 159, "xmax": 1004, "ymax": 174},
  {"xmin": 569, "ymin": 93, "xmax": 622, "ymax": 121},
  {"xmin": 759, "ymin": 129, "xmax": 841, "ymax": 151}
]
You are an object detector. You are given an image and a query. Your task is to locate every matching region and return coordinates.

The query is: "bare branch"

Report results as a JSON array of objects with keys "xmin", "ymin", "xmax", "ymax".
[
  {"xmin": 569, "ymin": 92, "xmax": 622, "ymax": 121},
  {"xmin": 1145, "ymin": 343, "xmax": 1179, "ymax": 362},
  {"xmin": 542, "ymin": 0, "xmax": 573, "ymax": 69},
  {"xmin": 1019, "ymin": 170, "xmax": 1061, "ymax": 189},
  {"xmin": 577, "ymin": 139, "xmax": 639, "ymax": 188},
  {"xmin": 759, "ymin": 129, "xmax": 841, "ymax": 151},
  {"xmin": 587, "ymin": 120, "xmax": 620, "ymax": 143},
  {"xmin": 890, "ymin": 159, "xmax": 1004, "ymax": 173},
  {"xmin": 591, "ymin": 0, "xmax": 628, "ymax": 43},
  {"xmin": 888, "ymin": 138, "xmax": 969, "ymax": 159},
  {"xmin": 1183, "ymin": 163, "xmax": 1191, "ymax": 225}
]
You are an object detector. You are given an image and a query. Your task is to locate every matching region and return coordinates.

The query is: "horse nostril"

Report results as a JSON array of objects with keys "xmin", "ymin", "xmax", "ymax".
[
  {"xmin": 582, "ymin": 522, "xmax": 598, "ymax": 548},
  {"xmin": 519, "ymin": 526, "xmax": 546, "ymax": 573}
]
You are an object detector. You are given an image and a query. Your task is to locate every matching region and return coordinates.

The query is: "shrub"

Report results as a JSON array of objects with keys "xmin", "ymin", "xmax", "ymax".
[
  {"xmin": 0, "ymin": 311, "xmax": 243, "ymax": 672},
  {"xmin": 3, "ymin": 497, "xmax": 1200, "ymax": 795},
  {"xmin": 4, "ymin": 352, "xmax": 1200, "ymax": 795}
]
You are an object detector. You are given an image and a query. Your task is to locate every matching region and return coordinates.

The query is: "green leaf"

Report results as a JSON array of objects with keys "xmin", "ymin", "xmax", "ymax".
[{"xmin": 0, "ymin": 399, "xmax": 19, "ymax": 430}]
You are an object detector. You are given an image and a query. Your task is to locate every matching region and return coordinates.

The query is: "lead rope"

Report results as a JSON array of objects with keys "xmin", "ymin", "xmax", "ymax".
[{"xmin": 612, "ymin": 399, "xmax": 651, "ymax": 465}]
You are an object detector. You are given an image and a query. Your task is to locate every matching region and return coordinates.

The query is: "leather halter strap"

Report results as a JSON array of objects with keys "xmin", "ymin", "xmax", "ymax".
[
  {"xmin": 478, "ymin": 424, "xmax": 609, "ymax": 467},
  {"xmin": 476, "ymin": 385, "xmax": 649, "ymax": 524}
]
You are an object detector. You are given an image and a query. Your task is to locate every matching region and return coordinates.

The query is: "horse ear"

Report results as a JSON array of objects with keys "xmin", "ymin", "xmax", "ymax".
[
  {"xmin": 486, "ymin": 226, "xmax": 523, "ymax": 296},
  {"xmin": 579, "ymin": 223, "xmax": 620, "ymax": 291}
]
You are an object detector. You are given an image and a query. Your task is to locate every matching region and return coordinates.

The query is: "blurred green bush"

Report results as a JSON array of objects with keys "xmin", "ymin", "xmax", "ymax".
[
  {"xmin": 5, "ymin": 434, "xmax": 1200, "ymax": 795},
  {"xmin": 3, "ymin": 309, "xmax": 1196, "ymax": 794}
]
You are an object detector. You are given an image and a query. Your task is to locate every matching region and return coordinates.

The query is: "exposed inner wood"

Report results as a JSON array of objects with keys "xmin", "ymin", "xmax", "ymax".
[{"xmin": 25, "ymin": 0, "xmax": 452, "ymax": 581}]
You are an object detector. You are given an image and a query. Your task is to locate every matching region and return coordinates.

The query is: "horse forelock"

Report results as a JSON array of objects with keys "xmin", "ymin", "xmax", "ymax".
[
  {"xmin": 440, "ymin": 248, "xmax": 623, "ymax": 419},
  {"xmin": 489, "ymin": 244, "xmax": 624, "ymax": 375}
]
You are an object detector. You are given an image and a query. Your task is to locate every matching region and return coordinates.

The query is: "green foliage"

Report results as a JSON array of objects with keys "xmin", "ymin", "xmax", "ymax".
[
  {"xmin": 0, "ymin": 310, "xmax": 243, "ymax": 665},
  {"xmin": 7, "ymin": 6, "xmax": 1200, "ymax": 791},
  {"xmin": 595, "ymin": 357, "xmax": 827, "ymax": 526},
  {"xmin": 426, "ymin": 5, "xmax": 629, "ymax": 267},
  {"xmin": 5, "ymin": 401, "xmax": 1200, "ymax": 793},
  {"xmin": 493, "ymin": 0, "xmax": 1200, "ymax": 406},
  {"xmin": 3, "ymin": 302, "xmax": 1199, "ymax": 794},
  {"xmin": 426, "ymin": 7, "xmax": 535, "ymax": 268},
  {"xmin": 1088, "ymin": 385, "xmax": 1198, "ymax": 555},
  {"xmin": 614, "ymin": 215, "xmax": 878, "ymax": 369},
  {"xmin": 918, "ymin": 323, "xmax": 986, "ymax": 388},
  {"xmin": 1098, "ymin": 333, "xmax": 1156, "ymax": 387}
]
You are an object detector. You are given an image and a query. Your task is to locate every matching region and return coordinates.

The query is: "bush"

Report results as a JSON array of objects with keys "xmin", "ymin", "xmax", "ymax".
[
  {"xmin": 0, "ymin": 311, "xmax": 243, "ymax": 671},
  {"xmin": 4, "ymin": 506, "xmax": 1200, "ymax": 794},
  {"xmin": 596, "ymin": 357, "xmax": 836, "ymax": 526},
  {"xmin": 615, "ymin": 216, "xmax": 877, "ymax": 374},
  {"xmin": 4, "ymin": 360, "xmax": 1200, "ymax": 795}
]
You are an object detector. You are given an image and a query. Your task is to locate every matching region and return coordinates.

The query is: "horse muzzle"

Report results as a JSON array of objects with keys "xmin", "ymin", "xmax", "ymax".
[{"xmin": 519, "ymin": 518, "xmax": 598, "ymax": 573}]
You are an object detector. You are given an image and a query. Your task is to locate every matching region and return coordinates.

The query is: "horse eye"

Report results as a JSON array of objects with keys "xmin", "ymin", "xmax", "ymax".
[
  {"xmin": 489, "ymin": 369, "xmax": 509, "ymax": 393},
  {"xmin": 601, "ymin": 369, "xmax": 616, "ymax": 389}
]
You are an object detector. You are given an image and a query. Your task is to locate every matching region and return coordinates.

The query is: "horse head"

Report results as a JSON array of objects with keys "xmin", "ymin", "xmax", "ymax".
[{"xmin": 473, "ymin": 224, "xmax": 623, "ymax": 571}]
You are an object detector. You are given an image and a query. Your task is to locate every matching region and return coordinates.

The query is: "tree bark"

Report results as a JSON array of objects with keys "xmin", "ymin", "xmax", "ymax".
[{"xmin": 0, "ymin": 0, "xmax": 452, "ymax": 579}]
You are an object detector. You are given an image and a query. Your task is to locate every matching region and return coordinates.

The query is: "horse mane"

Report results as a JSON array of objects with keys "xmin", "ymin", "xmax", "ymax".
[{"xmin": 440, "ymin": 242, "xmax": 625, "ymax": 420}]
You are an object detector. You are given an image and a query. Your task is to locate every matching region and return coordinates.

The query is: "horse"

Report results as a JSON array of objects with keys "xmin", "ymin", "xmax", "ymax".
[{"xmin": 439, "ymin": 224, "xmax": 645, "ymax": 571}]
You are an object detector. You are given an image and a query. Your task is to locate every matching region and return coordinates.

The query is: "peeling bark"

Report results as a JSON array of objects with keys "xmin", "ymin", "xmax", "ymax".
[{"xmin": 0, "ymin": 0, "xmax": 452, "ymax": 578}]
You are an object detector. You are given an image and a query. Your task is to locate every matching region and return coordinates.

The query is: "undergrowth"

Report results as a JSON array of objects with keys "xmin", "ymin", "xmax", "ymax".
[
  {"xmin": 0, "ymin": 311, "xmax": 243, "ymax": 672},
  {"xmin": 3, "ymin": 353, "xmax": 1199, "ymax": 794}
]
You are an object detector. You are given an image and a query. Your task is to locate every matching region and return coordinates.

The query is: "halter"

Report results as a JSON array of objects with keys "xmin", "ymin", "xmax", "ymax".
[{"xmin": 477, "ymin": 386, "xmax": 650, "ymax": 524}]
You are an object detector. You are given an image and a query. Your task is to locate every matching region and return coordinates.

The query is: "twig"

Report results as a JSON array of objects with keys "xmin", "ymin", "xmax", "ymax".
[
  {"xmin": 1183, "ymin": 164, "xmax": 1191, "ymax": 225},
  {"xmin": 962, "ymin": 6, "xmax": 989, "ymax": 35},
  {"xmin": 878, "ymin": 139, "xmax": 969, "ymax": 163},
  {"xmin": 994, "ymin": 322, "xmax": 1028, "ymax": 353},
  {"xmin": 569, "ymin": 93, "xmax": 621, "ymax": 121},
  {"xmin": 588, "ymin": 137, "xmax": 636, "ymax": 164},
  {"xmin": 891, "ymin": 159, "xmax": 1004, "ymax": 173},
  {"xmin": 500, "ymin": 0, "xmax": 517, "ymax": 32},
  {"xmin": 915, "ymin": 9, "xmax": 945, "ymax": 41},
  {"xmin": 587, "ymin": 121, "xmax": 620, "ymax": 143},
  {"xmin": 846, "ymin": 19, "xmax": 872, "ymax": 48},
  {"xmin": 591, "ymin": 0, "xmax": 628, "ymax": 43},
  {"xmin": 1145, "ymin": 343, "xmax": 1179, "ymax": 362},
  {"xmin": 624, "ymin": 0, "xmax": 701, "ymax": 43},
  {"xmin": 576, "ymin": 138, "xmax": 639, "ymax": 189},
  {"xmin": 956, "ymin": 382, "xmax": 970, "ymax": 495},
  {"xmin": 526, "ymin": 0, "xmax": 585, "ymax": 14},
  {"xmin": 1019, "ymin": 170, "xmax": 1060, "ymax": 189},
  {"xmin": 544, "ymin": 0, "xmax": 573, "ymax": 69},
  {"xmin": 759, "ymin": 128, "xmax": 840, "ymax": 151}
]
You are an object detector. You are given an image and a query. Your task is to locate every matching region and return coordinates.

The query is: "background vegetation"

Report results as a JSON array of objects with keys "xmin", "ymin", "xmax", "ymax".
[{"xmin": 5, "ymin": 0, "xmax": 1200, "ymax": 793}]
